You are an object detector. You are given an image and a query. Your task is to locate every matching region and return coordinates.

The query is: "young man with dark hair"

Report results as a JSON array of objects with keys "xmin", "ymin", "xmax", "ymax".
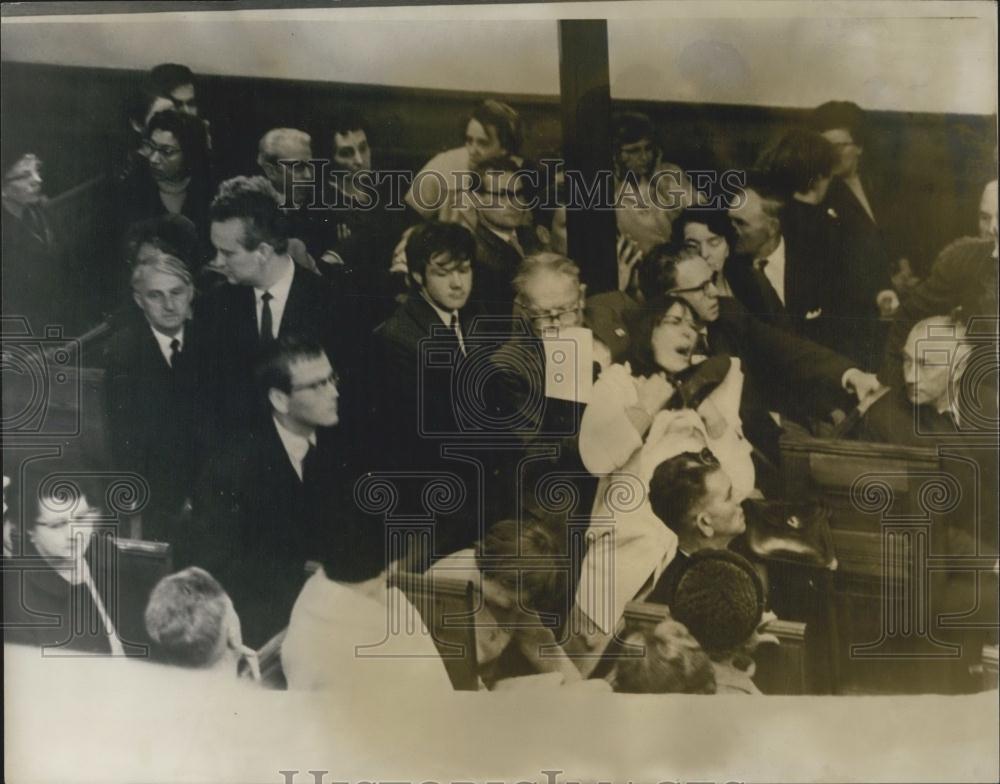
[
  {"xmin": 190, "ymin": 333, "xmax": 346, "ymax": 647},
  {"xmin": 368, "ymin": 221, "xmax": 480, "ymax": 551},
  {"xmin": 197, "ymin": 175, "xmax": 354, "ymax": 436}
]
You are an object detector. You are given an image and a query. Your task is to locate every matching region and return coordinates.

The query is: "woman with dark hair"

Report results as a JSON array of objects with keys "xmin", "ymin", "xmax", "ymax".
[
  {"xmin": 118, "ymin": 109, "xmax": 214, "ymax": 263},
  {"xmin": 405, "ymin": 98, "xmax": 525, "ymax": 221},
  {"xmin": 671, "ymin": 207, "xmax": 737, "ymax": 298},
  {"xmin": 2, "ymin": 474, "xmax": 124, "ymax": 655},
  {"xmin": 572, "ymin": 295, "xmax": 755, "ymax": 659}
]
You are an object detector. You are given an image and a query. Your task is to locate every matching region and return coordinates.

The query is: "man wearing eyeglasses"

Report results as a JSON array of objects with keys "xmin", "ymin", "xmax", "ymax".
[
  {"xmin": 454, "ymin": 155, "xmax": 540, "ymax": 316},
  {"xmin": 189, "ymin": 334, "xmax": 346, "ymax": 648}
]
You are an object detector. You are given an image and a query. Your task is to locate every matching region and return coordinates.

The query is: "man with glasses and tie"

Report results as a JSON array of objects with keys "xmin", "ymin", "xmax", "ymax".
[
  {"xmin": 190, "ymin": 334, "xmax": 345, "ymax": 648},
  {"xmin": 200, "ymin": 175, "xmax": 354, "ymax": 439},
  {"xmin": 104, "ymin": 252, "xmax": 199, "ymax": 542}
]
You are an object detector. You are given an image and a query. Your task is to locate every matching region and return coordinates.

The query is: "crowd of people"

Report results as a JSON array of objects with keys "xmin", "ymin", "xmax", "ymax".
[{"xmin": 2, "ymin": 61, "xmax": 997, "ymax": 696}]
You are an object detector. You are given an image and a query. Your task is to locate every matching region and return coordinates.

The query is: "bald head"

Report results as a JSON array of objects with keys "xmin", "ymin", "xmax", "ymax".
[{"xmin": 902, "ymin": 315, "xmax": 969, "ymax": 412}]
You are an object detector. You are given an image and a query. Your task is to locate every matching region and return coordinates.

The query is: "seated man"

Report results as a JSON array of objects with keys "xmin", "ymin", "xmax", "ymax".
[
  {"xmin": 189, "ymin": 334, "xmax": 347, "ymax": 647},
  {"xmin": 644, "ymin": 449, "xmax": 747, "ymax": 603},
  {"xmin": 281, "ymin": 500, "xmax": 452, "ymax": 693},
  {"xmin": 668, "ymin": 549, "xmax": 769, "ymax": 695},
  {"xmin": 144, "ymin": 566, "xmax": 258, "ymax": 681},
  {"xmin": 104, "ymin": 251, "xmax": 200, "ymax": 541}
]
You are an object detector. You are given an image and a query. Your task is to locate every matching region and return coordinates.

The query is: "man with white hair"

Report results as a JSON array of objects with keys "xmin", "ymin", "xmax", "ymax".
[{"xmin": 104, "ymin": 252, "xmax": 200, "ymax": 540}]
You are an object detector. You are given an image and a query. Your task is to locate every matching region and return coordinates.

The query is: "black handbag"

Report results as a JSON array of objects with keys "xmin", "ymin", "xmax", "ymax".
[{"xmin": 742, "ymin": 497, "xmax": 838, "ymax": 570}]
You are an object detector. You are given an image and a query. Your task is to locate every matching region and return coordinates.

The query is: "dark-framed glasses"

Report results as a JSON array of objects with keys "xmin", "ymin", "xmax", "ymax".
[
  {"xmin": 668, "ymin": 271, "xmax": 719, "ymax": 296},
  {"xmin": 290, "ymin": 371, "xmax": 339, "ymax": 394},
  {"xmin": 518, "ymin": 300, "xmax": 583, "ymax": 326}
]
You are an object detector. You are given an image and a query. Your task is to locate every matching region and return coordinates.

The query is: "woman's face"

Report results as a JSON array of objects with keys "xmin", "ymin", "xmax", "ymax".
[
  {"xmin": 465, "ymin": 119, "xmax": 506, "ymax": 167},
  {"xmin": 29, "ymin": 493, "xmax": 97, "ymax": 565},
  {"xmin": 146, "ymin": 129, "xmax": 186, "ymax": 182},
  {"xmin": 651, "ymin": 302, "xmax": 699, "ymax": 374},
  {"xmin": 683, "ymin": 222, "xmax": 730, "ymax": 273}
]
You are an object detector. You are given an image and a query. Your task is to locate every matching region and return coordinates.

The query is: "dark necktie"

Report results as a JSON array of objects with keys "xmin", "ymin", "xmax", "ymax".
[
  {"xmin": 259, "ymin": 292, "xmax": 275, "ymax": 346},
  {"xmin": 301, "ymin": 440, "xmax": 318, "ymax": 485},
  {"xmin": 450, "ymin": 312, "xmax": 466, "ymax": 357},
  {"xmin": 752, "ymin": 257, "xmax": 784, "ymax": 314},
  {"xmin": 169, "ymin": 338, "xmax": 181, "ymax": 368}
]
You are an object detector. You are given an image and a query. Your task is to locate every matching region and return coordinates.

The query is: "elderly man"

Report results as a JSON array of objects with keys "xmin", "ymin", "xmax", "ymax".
[
  {"xmin": 487, "ymin": 253, "xmax": 635, "ymax": 525},
  {"xmin": 198, "ymin": 175, "xmax": 355, "ymax": 437},
  {"xmin": 104, "ymin": 252, "xmax": 200, "ymax": 541},
  {"xmin": 190, "ymin": 334, "xmax": 346, "ymax": 647}
]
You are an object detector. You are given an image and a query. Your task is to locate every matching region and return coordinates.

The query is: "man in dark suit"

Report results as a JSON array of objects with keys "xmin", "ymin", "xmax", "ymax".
[
  {"xmin": 368, "ymin": 221, "xmax": 483, "ymax": 553},
  {"xmin": 641, "ymin": 243, "xmax": 882, "ymax": 486},
  {"xmin": 197, "ymin": 175, "xmax": 355, "ymax": 438},
  {"xmin": 453, "ymin": 154, "xmax": 540, "ymax": 316},
  {"xmin": 104, "ymin": 252, "xmax": 200, "ymax": 542},
  {"xmin": 189, "ymin": 334, "xmax": 345, "ymax": 647},
  {"xmin": 726, "ymin": 173, "xmax": 833, "ymax": 348}
]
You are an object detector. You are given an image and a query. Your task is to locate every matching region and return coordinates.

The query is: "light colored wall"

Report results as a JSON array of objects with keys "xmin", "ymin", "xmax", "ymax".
[{"xmin": 1, "ymin": 4, "xmax": 995, "ymax": 114}]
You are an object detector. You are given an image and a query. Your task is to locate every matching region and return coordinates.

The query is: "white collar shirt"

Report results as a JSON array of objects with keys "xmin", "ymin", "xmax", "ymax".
[
  {"xmin": 273, "ymin": 416, "xmax": 317, "ymax": 481},
  {"xmin": 150, "ymin": 324, "xmax": 184, "ymax": 367},
  {"xmin": 422, "ymin": 293, "xmax": 465, "ymax": 355}
]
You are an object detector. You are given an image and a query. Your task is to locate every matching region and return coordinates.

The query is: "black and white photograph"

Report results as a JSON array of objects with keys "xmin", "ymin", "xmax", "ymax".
[{"xmin": 2, "ymin": 2, "xmax": 998, "ymax": 782}]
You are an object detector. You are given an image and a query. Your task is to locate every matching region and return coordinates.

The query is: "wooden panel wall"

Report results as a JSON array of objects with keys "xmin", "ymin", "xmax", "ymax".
[{"xmin": 3, "ymin": 60, "xmax": 996, "ymax": 276}]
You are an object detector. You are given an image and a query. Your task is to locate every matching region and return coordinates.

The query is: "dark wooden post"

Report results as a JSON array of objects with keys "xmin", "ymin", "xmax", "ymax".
[{"xmin": 557, "ymin": 19, "xmax": 618, "ymax": 294}]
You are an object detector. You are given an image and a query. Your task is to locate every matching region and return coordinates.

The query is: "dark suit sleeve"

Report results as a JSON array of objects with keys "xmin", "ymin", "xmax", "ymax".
[
  {"xmin": 103, "ymin": 333, "xmax": 144, "ymax": 473},
  {"xmin": 741, "ymin": 308, "xmax": 855, "ymax": 394}
]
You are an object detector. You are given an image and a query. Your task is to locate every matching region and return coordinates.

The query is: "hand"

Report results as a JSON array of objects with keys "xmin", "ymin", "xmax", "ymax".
[
  {"xmin": 876, "ymin": 289, "xmax": 899, "ymax": 318},
  {"xmin": 336, "ymin": 223, "xmax": 352, "ymax": 242},
  {"xmin": 843, "ymin": 368, "xmax": 884, "ymax": 404},
  {"xmin": 891, "ymin": 257, "xmax": 920, "ymax": 292},
  {"xmin": 635, "ymin": 373, "xmax": 675, "ymax": 416},
  {"xmin": 616, "ymin": 233, "xmax": 643, "ymax": 292},
  {"xmin": 696, "ymin": 398, "xmax": 727, "ymax": 439}
]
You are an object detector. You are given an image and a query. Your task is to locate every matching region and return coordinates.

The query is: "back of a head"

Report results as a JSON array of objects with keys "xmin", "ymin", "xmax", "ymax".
[
  {"xmin": 756, "ymin": 128, "xmax": 837, "ymax": 198},
  {"xmin": 319, "ymin": 494, "xmax": 387, "ymax": 584},
  {"xmin": 145, "ymin": 567, "xmax": 231, "ymax": 668},
  {"xmin": 615, "ymin": 618, "xmax": 717, "ymax": 694},
  {"xmin": 123, "ymin": 213, "xmax": 202, "ymax": 269},
  {"xmin": 669, "ymin": 550, "xmax": 765, "ymax": 659}
]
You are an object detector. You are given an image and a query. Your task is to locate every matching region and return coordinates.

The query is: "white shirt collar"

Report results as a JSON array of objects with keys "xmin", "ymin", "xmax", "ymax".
[
  {"xmin": 149, "ymin": 324, "xmax": 184, "ymax": 367},
  {"xmin": 761, "ymin": 236, "xmax": 786, "ymax": 306},
  {"xmin": 272, "ymin": 416, "xmax": 317, "ymax": 481},
  {"xmin": 420, "ymin": 292, "xmax": 465, "ymax": 353}
]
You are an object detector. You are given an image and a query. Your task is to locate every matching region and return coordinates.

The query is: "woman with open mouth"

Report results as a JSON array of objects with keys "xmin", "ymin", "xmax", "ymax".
[{"xmin": 569, "ymin": 295, "xmax": 757, "ymax": 669}]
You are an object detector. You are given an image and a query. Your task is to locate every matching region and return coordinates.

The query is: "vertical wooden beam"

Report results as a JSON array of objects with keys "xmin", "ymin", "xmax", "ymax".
[{"xmin": 558, "ymin": 19, "xmax": 618, "ymax": 294}]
